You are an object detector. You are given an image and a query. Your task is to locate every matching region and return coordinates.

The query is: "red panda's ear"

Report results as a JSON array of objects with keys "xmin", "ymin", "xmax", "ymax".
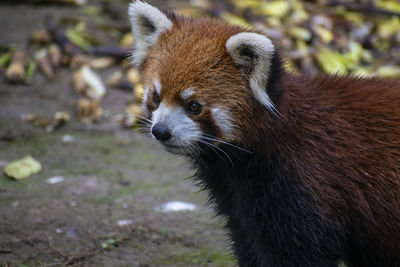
[
  {"xmin": 128, "ymin": 1, "xmax": 173, "ymax": 67},
  {"xmin": 226, "ymin": 32, "xmax": 277, "ymax": 113}
]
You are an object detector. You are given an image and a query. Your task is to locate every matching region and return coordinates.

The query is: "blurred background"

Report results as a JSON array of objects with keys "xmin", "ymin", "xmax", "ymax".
[{"xmin": 0, "ymin": 0, "xmax": 399, "ymax": 266}]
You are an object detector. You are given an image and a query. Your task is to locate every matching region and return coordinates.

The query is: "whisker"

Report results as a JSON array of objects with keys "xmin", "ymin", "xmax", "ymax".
[
  {"xmin": 185, "ymin": 141, "xmax": 203, "ymax": 163},
  {"xmin": 136, "ymin": 115, "xmax": 153, "ymax": 124},
  {"xmin": 197, "ymin": 139, "xmax": 233, "ymax": 166},
  {"xmin": 136, "ymin": 122, "xmax": 152, "ymax": 128},
  {"xmin": 132, "ymin": 123, "xmax": 152, "ymax": 137},
  {"xmin": 133, "ymin": 128, "xmax": 151, "ymax": 135},
  {"xmin": 136, "ymin": 114, "xmax": 151, "ymax": 120},
  {"xmin": 202, "ymin": 134, "xmax": 252, "ymax": 153},
  {"xmin": 185, "ymin": 145, "xmax": 198, "ymax": 161}
]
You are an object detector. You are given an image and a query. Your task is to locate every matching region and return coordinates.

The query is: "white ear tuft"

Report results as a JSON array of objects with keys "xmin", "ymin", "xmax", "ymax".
[
  {"xmin": 128, "ymin": 1, "xmax": 173, "ymax": 67},
  {"xmin": 226, "ymin": 32, "xmax": 277, "ymax": 113}
]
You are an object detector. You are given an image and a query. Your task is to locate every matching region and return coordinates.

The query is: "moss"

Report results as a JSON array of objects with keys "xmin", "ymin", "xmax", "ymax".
[{"xmin": 161, "ymin": 245, "xmax": 235, "ymax": 267}]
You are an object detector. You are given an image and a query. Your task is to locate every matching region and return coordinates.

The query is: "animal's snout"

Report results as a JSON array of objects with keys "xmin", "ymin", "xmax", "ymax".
[{"xmin": 152, "ymin": 124, "xmax": 172, "ymax": 142}]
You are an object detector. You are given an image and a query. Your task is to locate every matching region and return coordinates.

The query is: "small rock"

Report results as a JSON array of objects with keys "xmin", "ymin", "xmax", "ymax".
[
  {"xmin": 155, "ymin": 201, "xmax": 197, "ymax": 212},
  {"xmin": 61, "ymin": 135, "xmax": 75, "ymax": 143},
  {"xmin": 46, "ymin": 176, "xmax": 65, "ymax": 184},
  {"xmin": 117, "ymin": 219, "xmax": 133, "ymax": 227}
]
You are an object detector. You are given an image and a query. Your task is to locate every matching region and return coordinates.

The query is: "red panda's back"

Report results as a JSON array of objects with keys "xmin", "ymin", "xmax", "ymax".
[{"xmin": 280, "ymin": 73, "xmax": 400, "ymax": 261}]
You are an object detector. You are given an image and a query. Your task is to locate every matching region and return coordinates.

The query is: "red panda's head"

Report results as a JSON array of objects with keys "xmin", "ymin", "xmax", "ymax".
[{"xmin": 129, "ymin": 1, "xmax": 282, "ymax": 155}]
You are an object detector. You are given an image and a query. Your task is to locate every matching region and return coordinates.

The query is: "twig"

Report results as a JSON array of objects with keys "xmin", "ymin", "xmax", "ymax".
[
  {"xmin": 328, "ymin": 1, "xmax": 400, "ymax": 17},
  {"xmin": 47, "ymin": 239, "xmax": 69, "ymax": 259},
  {"xmin": 47, "ymin": 237, "xmax": 97, "ymax": 266}
]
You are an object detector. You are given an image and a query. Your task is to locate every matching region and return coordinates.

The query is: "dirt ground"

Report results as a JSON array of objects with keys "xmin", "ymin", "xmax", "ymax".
[{"xmin": 0, "ymin": 1, "xmax": 235, "ymax": 266}]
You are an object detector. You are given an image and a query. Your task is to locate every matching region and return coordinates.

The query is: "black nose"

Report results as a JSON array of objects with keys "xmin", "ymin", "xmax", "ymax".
[{"xmin": 152, "ymin": 124, "xmax": 171, "ymax": 141}]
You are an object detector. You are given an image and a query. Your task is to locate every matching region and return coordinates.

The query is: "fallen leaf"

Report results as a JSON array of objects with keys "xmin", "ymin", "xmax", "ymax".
[{"xmin": 4, "ymin": 156, "xmax": 42, "ymax": 180}]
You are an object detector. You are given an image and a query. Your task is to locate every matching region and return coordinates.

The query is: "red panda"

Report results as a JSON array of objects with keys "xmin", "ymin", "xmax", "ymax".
[{"xmin": 128, "ymin": 1, "xmax": 400, "ymax": 266}]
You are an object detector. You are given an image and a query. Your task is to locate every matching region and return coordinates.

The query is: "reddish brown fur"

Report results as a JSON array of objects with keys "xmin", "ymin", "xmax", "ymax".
[
  {"xmin": 140, "ymin": 12, "xmax": 400, "ymax": 266},
  {"xmin": 278, "ymin": 74, "xmax": 400, "ymax": 259}
]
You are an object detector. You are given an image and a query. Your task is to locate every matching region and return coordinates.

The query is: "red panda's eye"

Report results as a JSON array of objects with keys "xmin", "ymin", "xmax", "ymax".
[
  {"xmin": 153, "ymin": 92, "xmax": 161, "ymax": 105},
  {"xmin": 187, "ymin": 101, "xmax": 202, "ymax": 115}
]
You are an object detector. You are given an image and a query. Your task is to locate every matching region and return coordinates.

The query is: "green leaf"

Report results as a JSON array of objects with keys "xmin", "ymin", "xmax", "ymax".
[
  {"xmin": 0, "ymin": 50, "xmax": 13, "ymax": 68},
  {"xmin": 25, "ymin": 58, "xmax": 37, "ymax": 83},
  {"xmin": 101, "ymin": 238, "xmax": 116, "ymax": 249},
  {"xmin": 66, "ymin": 29, "xmax": 92, "ymax": 51},
  {"xmin": 4, "ymin": 156, "xmax": 42, "ymax": 180}
]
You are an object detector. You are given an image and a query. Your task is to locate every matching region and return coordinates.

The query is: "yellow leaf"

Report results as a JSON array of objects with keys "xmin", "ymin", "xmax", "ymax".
[
  {"xmin": 377, "ymin": 1, "xmax": 400, "ymax": 13},
  {"xmin": 134, "ymin": 83, "xmax": 144, "ymax": 102},
  {"xmin": 288, "ymin": 27, "xmax": 311, "ymax": 41},
  {"xmin": 377, "ymin": 16, "xmax": 400, "ymax": 39},
  {"xmin": 314, "ymin": 25, "xmax": 333, "ymax": 43},
  {"xmin": 75, "ymin": 22, "xmax": 86, "ymax": 32},
  {"xmin": 296, "ymin": 39, "xmax": 308, "ymax": 50},
  {"xmin": 346, "ymin": 41, "xmax": 363, "ymax": 67},
  {"xmin": 262, "ymin": 1, "xmax": 291, "ymax": 18},
  {"xmin": 4, "ymin": 156, "xmax": 42, "ymax": 180},
  {"xmin": 351, "ymin": 67, "xmax": 373, "ymax": 77},
  {"xmin": 235, "ymin": 0, "xmax": 262, "ymax": 9},
  {"xmin": 316, "ymin": 47, "xmax": 347, "ymax": 74},
  {"xmin": 376, "ymin": 65, "xmax": 400, "ymax": 78},
  {"xmin": 289, "ymin": 10, "xmax": 309, "ymax": 24},
  {"xmin": 335, "ymin": 7, "xmax": 363, "ymax": 25},
  {"xmin": 374, "ymin": 38, "xmax": 391, "ymax": 53},
  {"xmin": 120, "ymin": 33, "xmax": 134, "ymax": 47},
  {"xmin": 361, "ymin": 50, "xmax": 373, "ymax": 63},
  {"xmin": 221, "ymin": 13, "xmax": 252, "ymax": 28},
  {"xmin": 266, "ymin": 17, "xmax": 282, "ymax": 28}
]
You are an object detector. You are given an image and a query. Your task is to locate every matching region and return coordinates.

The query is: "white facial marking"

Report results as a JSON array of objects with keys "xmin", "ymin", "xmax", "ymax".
[
  {"xmin": 226, "ymin": 32, "xmax": 278, "ymax": 114},
  {"xmin": 152, "ymin": 102, "xmax": 202, "ymax": 146},
  {"xmin": 154, "ymin": 79, "xmax": 161, "ymax": 94},
  {"xmin": 143, "ymin": 86, "xmax": 150, "ymax": 103},
  {"xmin": 142, "ymin": 79, "xmax": 160, "ymax": 116},
  {"xmin": 211, "ymin": 107, "xmax": 235, "ymax": 141},
  {"xmin": 128, "ymin": 1, "xmax": 173, "ymax": 66},
  {"xmin": 180, "ymin": 87, "xmax": 195, "ymax": 101}
]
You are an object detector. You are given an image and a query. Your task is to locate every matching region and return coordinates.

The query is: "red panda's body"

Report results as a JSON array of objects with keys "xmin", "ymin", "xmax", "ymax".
[
  {"xmin": 128, "ymin": 2, "xmax": 400, "ymax": 266},
  {"xmin": 195, "ymin": 72, "xmax": 400, "ymax": 267}
]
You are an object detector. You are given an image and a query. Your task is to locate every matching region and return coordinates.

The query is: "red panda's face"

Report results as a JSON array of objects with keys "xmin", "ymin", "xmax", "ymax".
[
  {"xmin": 141, "ymin": 50, "xmax": 249, "ymax": 154},
  {"xmin": 129, "ymin": 1, "xmax": 277, "ymax": 155}
]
